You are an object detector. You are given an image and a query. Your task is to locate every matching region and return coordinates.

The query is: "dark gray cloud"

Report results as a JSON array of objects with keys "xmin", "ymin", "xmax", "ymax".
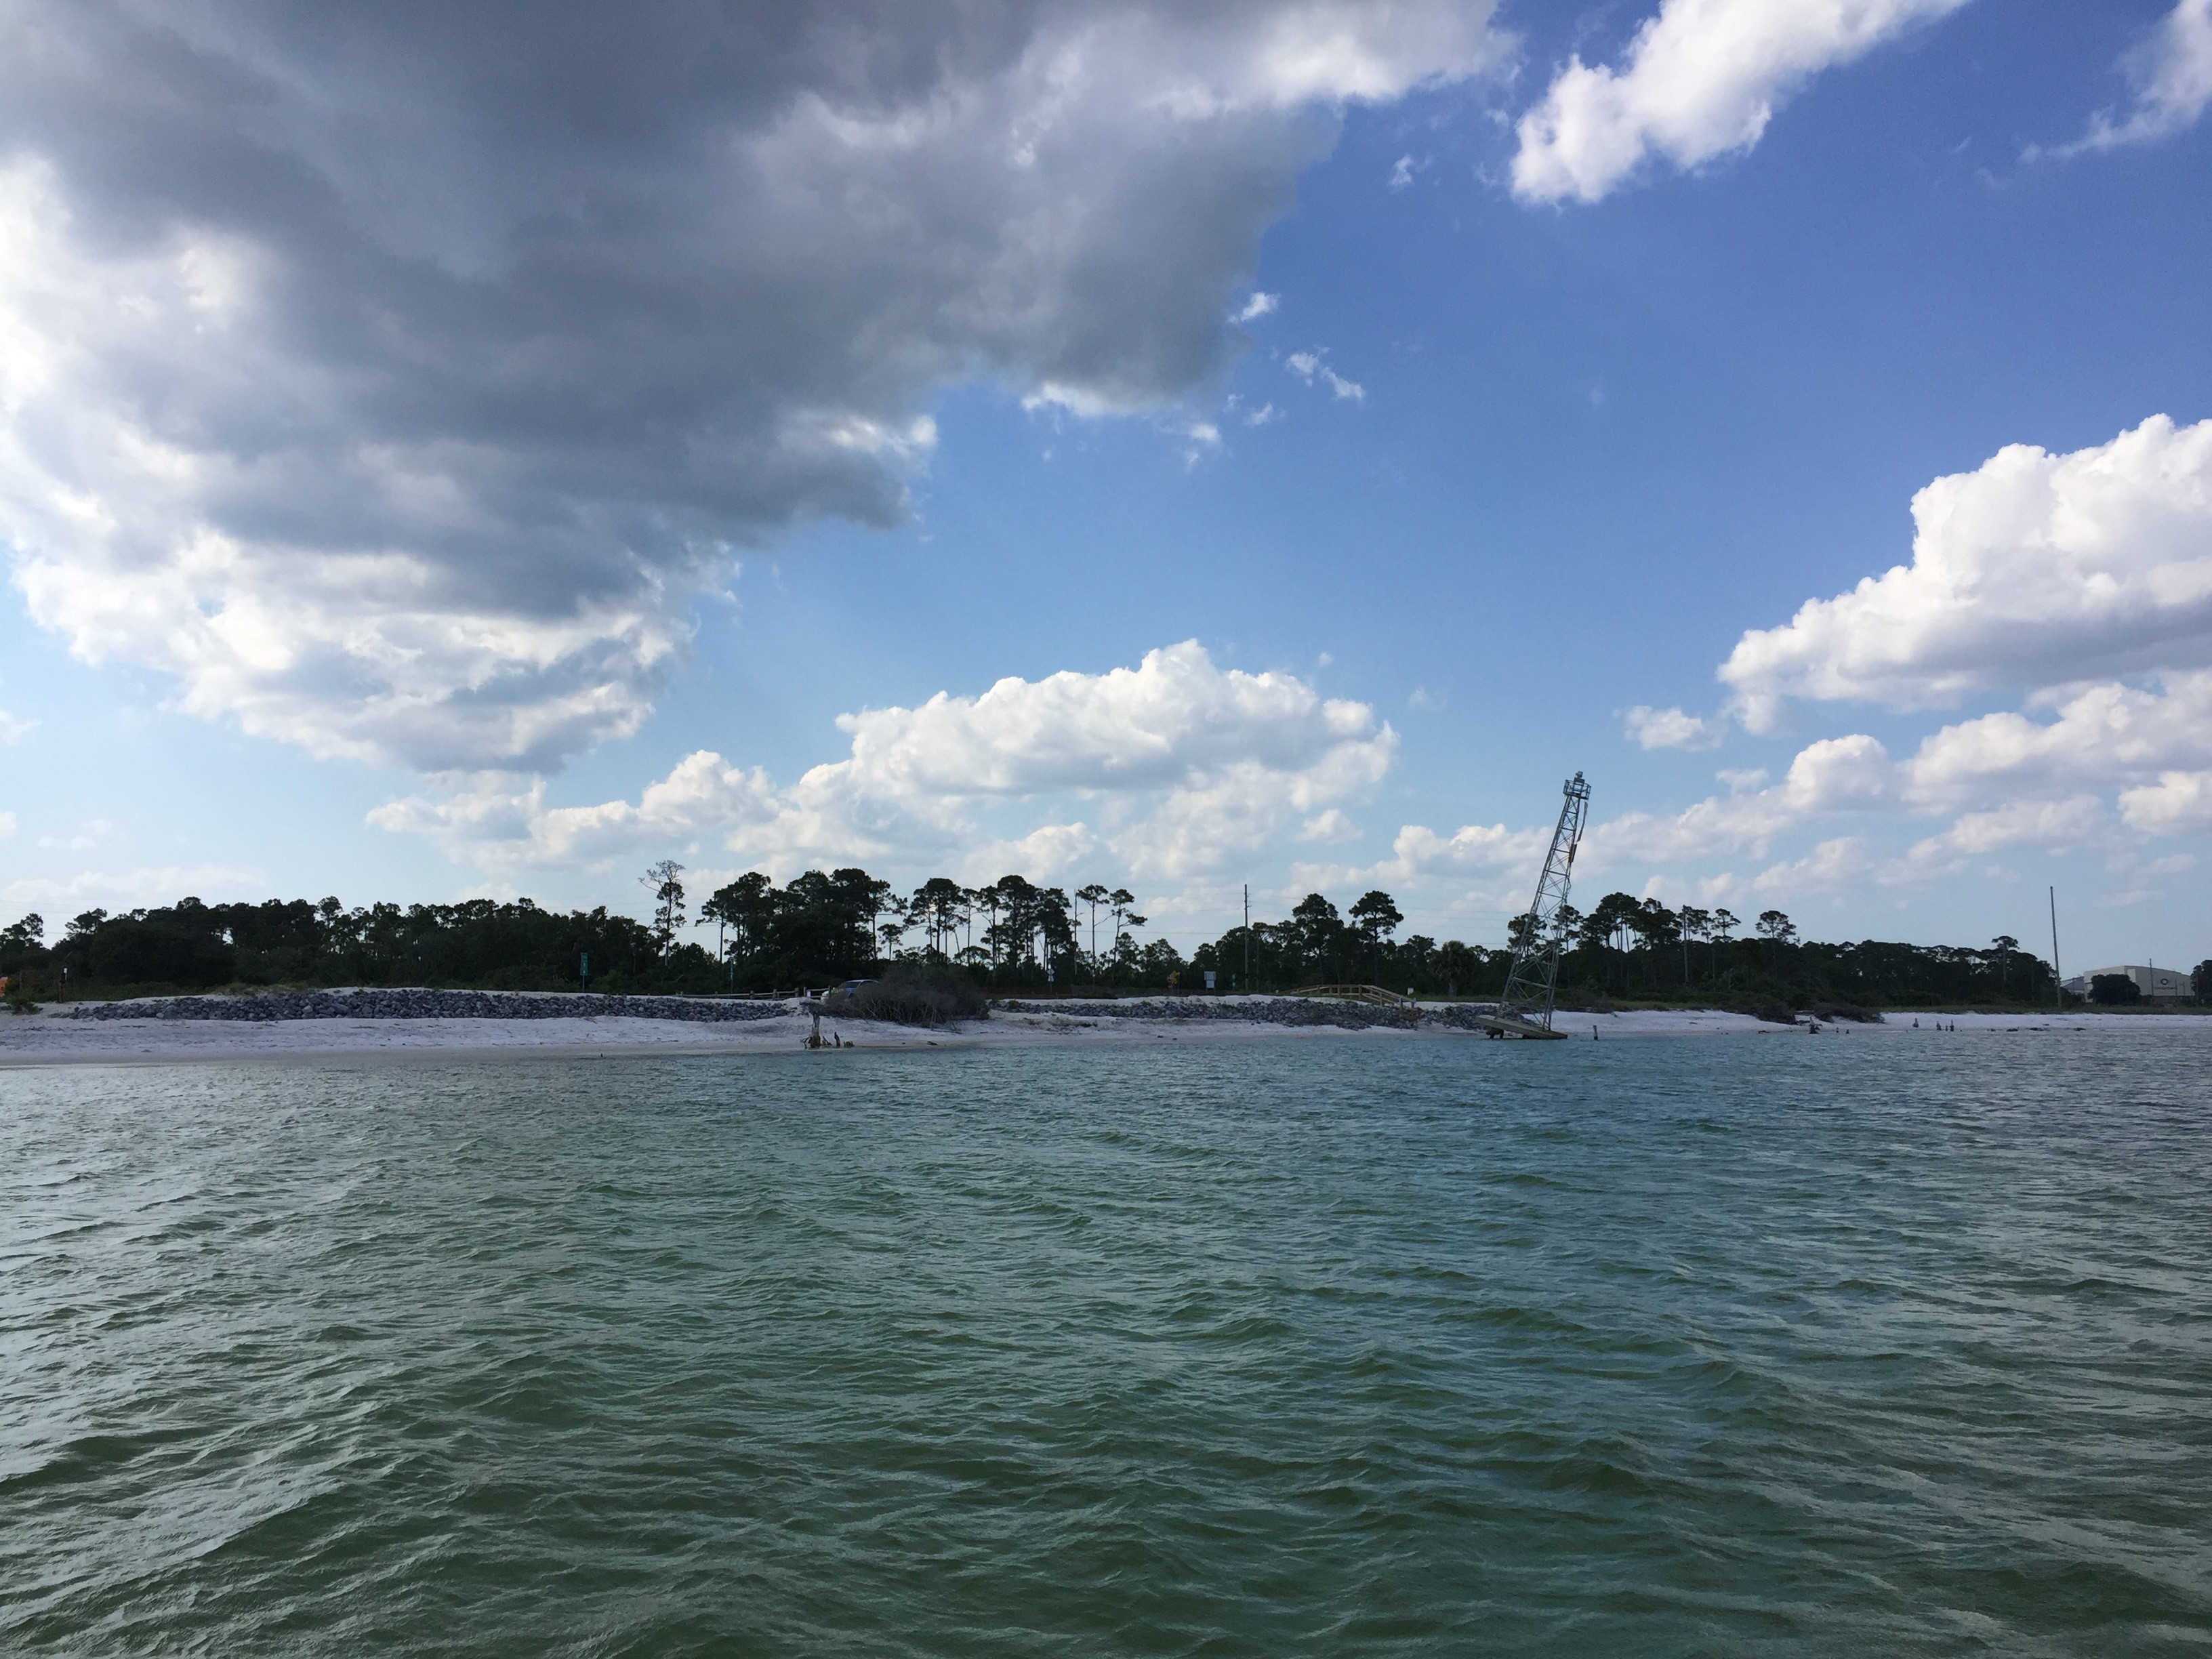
[{"xmin": 0, "ymin": 0, "xmax": 1498, "ymax": 769}]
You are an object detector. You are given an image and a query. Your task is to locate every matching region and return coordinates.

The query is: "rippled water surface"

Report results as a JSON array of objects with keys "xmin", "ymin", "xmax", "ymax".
[{"xmin": 5, "ymin": 1031, "xmax": 2209, "ymax": 1656}]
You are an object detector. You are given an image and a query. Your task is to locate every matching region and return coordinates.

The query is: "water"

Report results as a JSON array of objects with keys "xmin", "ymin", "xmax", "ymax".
[{"xmin": 3, "ymin": 1032, "xmax": 2208, "ymax": 1656}]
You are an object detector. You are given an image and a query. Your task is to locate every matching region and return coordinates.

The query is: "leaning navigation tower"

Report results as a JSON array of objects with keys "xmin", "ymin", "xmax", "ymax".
[{"xmin": 1492, "ymin": 772, "xmax": 1589, "ymax": 1037}]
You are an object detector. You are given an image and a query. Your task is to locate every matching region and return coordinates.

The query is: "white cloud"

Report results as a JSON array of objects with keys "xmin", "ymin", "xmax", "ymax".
[
  {"xmin": 1361, "ymin": 821, "xmax": 1553, "ymax": 881},
  {"xmin": 1623, "ymin": 703, "xmax": 1722, "ymax": 750},
  {"xmin": 1508, "ymin": 415, "xmax": 2212, "ymax": 907},
  {"xmin": 1902, "ymin": 670, "xmax": 2212, "ymax": 808},
  {"xmin": 0, "ymin": 811, "xmax": 15, "ymax": 840},
  {"xmin": 1179, "ymin": 419, "xmax": 1225, "ymax": 466},
  {"xmin": 0, "ymin": 708, "xmax": 34, "ymax": 743},
  {"xmin": 958, "ymin": 823, "xmax": 1099, "ymax": 886},
  {"xmin": 1938, "ymin": 794, "xmax": 2105, "ymax": 854},
  {"xmin": 1721, "ymin": 416, "xmax": 2212, "ymax": 728},
  {"xmin": 1389, "ymin": 154, "xmax": 1416, "ymax": 190},
  {"xmin": 37, "ymin": 818, "xmax": 113, "ymax": 853},
  {"xmin": 370, "ymin": 752, "xmax": 813, "ymax": 870},
  {"xmin": 2118, "ymin": 769, "xmax": 2212, "ymax": 834},
  {"xmin": 1300, "ymin": 808, "xmax": 1360, "ymax": 842},
  {"xmin": 1750, "ymin": 835, "xmax": 1872, "ymax": 896},
  {"xmin": 380, "ymin": 642, "xmax": 1398, "ymax": 885},
  {"xmin": 1285, "ymin": 350, "xmax": 1366, "ymax": 402},
  {"xmin": 0, "ymin": 4, "xmax": 1500, "ymax": 773},
  {"xmin": 1, "ymin": 864, "xmax": 262, "ymax": 911},
  {"xmin": 1591, "ymin": 733, "xmax": 1896, "ymax": 865},
  {"xmin": 1235, "ymin": 292, "xmax": 1280, "ymax": 323},
  {"xmin": 2046, "ymin": 0, "xmax": 2212, "ymax": 156},
  {"xmin": 1511, "ymin": 0, "xmax": 1968, "ymax": 204},
  {"xmin": 1889, "ymin": 794, "xmax": 2106, "ymax": 882}
]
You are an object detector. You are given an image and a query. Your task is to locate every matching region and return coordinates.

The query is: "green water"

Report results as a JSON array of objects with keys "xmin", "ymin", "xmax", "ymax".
[{"xmin": 3, "ymin": 1032, "xmax": 2208, "ymax": 1655}]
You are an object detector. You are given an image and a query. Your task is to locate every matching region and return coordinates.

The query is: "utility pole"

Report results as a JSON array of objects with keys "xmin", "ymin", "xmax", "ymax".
[
  {"xmin": 1242, "ymin": 884, "xmax": 1250, "ymax": 991},
  {"xmin": 2049, "ymin": 886, "xmax": 2062, "ymax": 1012}
]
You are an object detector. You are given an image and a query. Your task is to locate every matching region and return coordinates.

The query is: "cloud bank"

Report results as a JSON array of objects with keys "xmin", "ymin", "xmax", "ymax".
[
  {"xmin": 375, "ymin": 641, "xmax": 1397, "ymax": 885},
  {"xmin": 0, "ymin": 1, "xmax": 1500, "ymax": 772}
]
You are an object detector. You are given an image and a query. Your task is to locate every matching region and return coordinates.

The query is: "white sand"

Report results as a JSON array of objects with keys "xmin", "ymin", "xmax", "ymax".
[{"xmin": 0, "ymin": 998, "xmax": 2200, "ymax": 1068}]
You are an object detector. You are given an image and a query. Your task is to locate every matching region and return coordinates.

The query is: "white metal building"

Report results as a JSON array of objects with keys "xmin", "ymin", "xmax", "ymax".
[{"xmin": 2061, "ymin": 964, "xmax": 2192, "ymax": 1002}]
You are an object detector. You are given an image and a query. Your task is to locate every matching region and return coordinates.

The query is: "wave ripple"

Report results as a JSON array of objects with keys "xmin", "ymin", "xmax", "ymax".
[{"xmin": 3, "ymin": 1035, "xmax": 2208, "ymax": 1655}]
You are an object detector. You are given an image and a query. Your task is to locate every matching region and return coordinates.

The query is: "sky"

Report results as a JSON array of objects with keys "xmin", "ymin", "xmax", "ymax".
[{"xmin": 2, "ymin": 0, "xmax": 2210, "ymax": 970}]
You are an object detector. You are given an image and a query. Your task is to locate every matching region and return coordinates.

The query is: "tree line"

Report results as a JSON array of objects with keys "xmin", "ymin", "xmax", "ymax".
[
  {"xmin": 0, "ymin": 863, "xmax": 1182, "ymax": 997},
  {"xmin": 1181, "ymin": 890, "xmax": 2121, "ymax": 1009},
  {"xmin": 1, "ymin": 871, "xmax": 2201, "ymax": 1010}
]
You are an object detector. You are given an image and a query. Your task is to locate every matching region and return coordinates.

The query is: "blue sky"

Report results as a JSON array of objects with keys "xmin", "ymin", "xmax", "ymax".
[{"xmin": 3, "ymin": 0, "xmax": 2209, "ymax": 969}]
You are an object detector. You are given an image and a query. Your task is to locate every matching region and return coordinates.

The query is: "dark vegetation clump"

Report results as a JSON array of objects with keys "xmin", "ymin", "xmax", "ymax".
[
  {"xmin": 1737, "ymin": 1001, "xmax": 1800, "ymax": 1027},
  {"xmin": 2089, "ymin": 973, "xmax": 2142, "ymax": 1006},
  {"xmin": 1807, "ymin": 1001, "xmax": 1882, "ymax": 1024},
  {"xmin": 826, "ymin": 970, "xmax": 987, "ymax": 1027}
]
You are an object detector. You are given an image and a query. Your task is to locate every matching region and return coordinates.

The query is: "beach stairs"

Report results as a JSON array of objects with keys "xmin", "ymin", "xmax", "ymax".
[{"xmin": 1289, "ymin": 984, "xmax": 1422, "ymax": 1013}]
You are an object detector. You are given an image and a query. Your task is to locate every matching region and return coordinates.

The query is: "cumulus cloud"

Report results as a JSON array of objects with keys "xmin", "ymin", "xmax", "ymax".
[
  {"xmin": 1589, "ymin": 733, "xmax": 1894, "ymax": 865},
  {"xmin": 1722, "ymin": 416, "xmax": 2212, "ymax": 728},
  {"xmin": 1902, "ymin": 670, "xmax": 2212, "ymax": 808},
  {"xmin": 2045, "ymin": 0, "xmax": 2212, "ymax": 157},
  {"xmin": 0, "ymin": 1, "xmax": 1500, "ymax": 772},
  {"xmin": 1623, "ymin": 703, "xmax": 1722, "ymax": 750},
  {"xmin": 0, "ymin": 708, "xmax": 35, "ymax": 743},
  {"xmin": 2119, "ymin": 770, "xmax": 2212, "ymax": 835},
  {"xmin": 1234, "ymin": 292, "xmax": 1280, "ymax": 323},
  {"xmin": 380, "ymin": 641, "xmax": 1397, "ymax": 882},
  {"xmin": 1374, "ymin": 820, "xmax": 1551, "ymax": 877},
  {"xmin": 1511, "ymin": 0, "xmax": 1967, "ymax": 204}
]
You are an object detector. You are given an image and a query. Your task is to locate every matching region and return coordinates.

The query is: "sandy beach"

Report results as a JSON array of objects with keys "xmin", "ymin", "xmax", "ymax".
[{"xmin": 1, "ymin": 992, "xmax": 2200, "ymax": 1067}]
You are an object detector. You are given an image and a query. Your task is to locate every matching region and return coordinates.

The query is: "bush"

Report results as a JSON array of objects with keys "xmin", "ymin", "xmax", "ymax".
[
  {"xmin": 1736, "ymin": 1000, "xmax": 1799, "ymax": 1026},
  {"xmin": 1808, "ymin": 1002, "xmax": 1882, "ymax": 1024},
  {"xmin": 2089, "ymin": 974, "xmax": 2142, "ymax": 1006},
  {"xmin": 825, "ymin": 969, "xmax": 987, "ymax": 1027}
]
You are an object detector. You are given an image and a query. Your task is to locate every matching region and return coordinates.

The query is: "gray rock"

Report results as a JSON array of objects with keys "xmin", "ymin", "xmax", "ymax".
[{"xmin": 50, "ymin": 989, "xmax": 792, "ymax": 1024}]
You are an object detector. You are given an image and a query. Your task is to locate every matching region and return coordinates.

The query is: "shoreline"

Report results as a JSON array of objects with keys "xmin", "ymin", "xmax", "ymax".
[{"xmin": 1, "ymin": 992, "xmax": 2200, "ymax": 1068}]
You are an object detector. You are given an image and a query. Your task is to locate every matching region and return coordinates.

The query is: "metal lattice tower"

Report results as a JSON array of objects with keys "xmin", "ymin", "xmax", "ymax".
[{"xmin": 1494, "ymin": 772, "xmax": 1590, "ymax": 1035}]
